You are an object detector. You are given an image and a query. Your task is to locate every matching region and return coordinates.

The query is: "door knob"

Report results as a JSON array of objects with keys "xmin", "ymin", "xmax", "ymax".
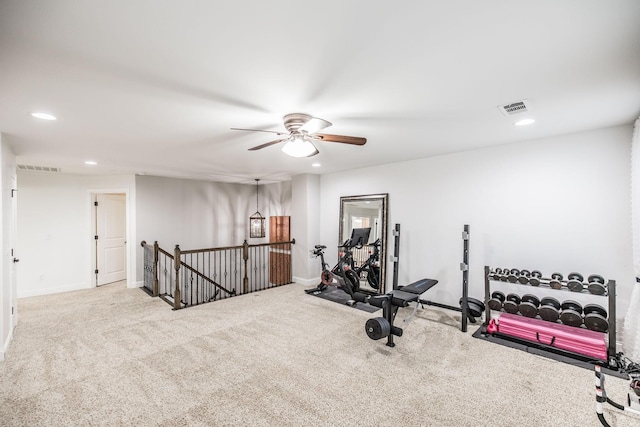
[{"xmin": 13, "ymin": 258, "xmax": 19, "ymax": 263}]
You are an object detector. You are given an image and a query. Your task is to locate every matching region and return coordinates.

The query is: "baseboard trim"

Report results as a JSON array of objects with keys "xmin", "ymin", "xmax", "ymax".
[
  {"xmin": 128, "ymin": 281, "xmax": 144, "ymax": 289},
  {"xmin": 17, "ymin": 282, "xmax": 91, "ymax": 298},
  {"xmin": 1, "ymin": 326, "xmax": 14, "ymax": 362},
  {"xmin": 292, "ymin": 276, "xmax": 320, "ymax": 287}
]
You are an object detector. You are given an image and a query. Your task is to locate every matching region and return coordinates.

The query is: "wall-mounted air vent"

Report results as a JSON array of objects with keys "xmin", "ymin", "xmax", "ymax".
[
  {"xmin": 17, "ymin": 165, "xmax": 61, "ymax": 172},
  {"xmin": 498, "ymin": 100, "xmax": 531, "ymax": 116}
]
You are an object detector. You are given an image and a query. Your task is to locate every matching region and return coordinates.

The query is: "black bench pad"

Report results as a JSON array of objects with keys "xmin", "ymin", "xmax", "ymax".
[{"xmin": 400, "ymin": 278, "xmax": 439, "ymax": 295}]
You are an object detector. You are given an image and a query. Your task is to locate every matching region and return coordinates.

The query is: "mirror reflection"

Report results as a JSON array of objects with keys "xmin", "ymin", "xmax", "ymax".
[{"xmin": 339, "ymin": 194, "xmax": 388, "ymax": 294}]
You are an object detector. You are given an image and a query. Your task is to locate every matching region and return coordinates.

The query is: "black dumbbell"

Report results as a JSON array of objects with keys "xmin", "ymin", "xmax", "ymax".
[
  {"xmin": 529, "ymin": 270, "xmax": 542, "ymax": 286},
  {"xmin": 567, "ymin": 272, "xmax": 584, "ymax": 292},
  {"xmin": 507, "ymin": 269, "xmax": 520, "ymax": 283},
  {"xmin": 518, "ymin": 269, "xmax": 531, "ymax": 285},
  {"xmin": 587, "ymin": 274, "xmax": 606, "ymax": 295},
  {"xmin": 549, "ymin": 273, "xmax": 563, "ymax": 290},
  {"xmin": 489, "ymin": 268, "xmax": 502, "ymax": 281},
  {"xmin": 584, "ymin": 304, "xmax": 609, "ymax": 332},
  {"xmin": 488, "ymin": 291, "xmax": 505, "ymax": 311},
  {"xmin": 518, "ymin": 294, "xmax": 540, "ymax": 318},
  {"xmin": 503, "ymin": 293, "xmax": 521, "ymax": 314},
  {"xmin": 560, "ymin": 300, "xmax": 583, "ymax": 327},
  {"xmin": 539, "ymin": 296, "xmax": 561, "ymax": 322}
]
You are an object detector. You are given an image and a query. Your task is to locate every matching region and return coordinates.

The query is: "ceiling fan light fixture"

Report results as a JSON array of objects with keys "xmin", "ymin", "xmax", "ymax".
[{"xmin": 281, "ymin": 136, "xmax": 317, "ymax": 158}]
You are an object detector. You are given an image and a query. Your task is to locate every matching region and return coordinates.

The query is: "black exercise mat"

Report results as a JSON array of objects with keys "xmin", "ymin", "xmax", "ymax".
[{"xmin": 306, "ymin": 285, "xmax": 380, "ymax": 313}]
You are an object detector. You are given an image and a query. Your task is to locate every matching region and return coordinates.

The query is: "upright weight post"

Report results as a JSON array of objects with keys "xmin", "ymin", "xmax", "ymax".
[
  {"xmin": 607, "ymin": 280, "xmax": 617, "ymax": 369},
  {"xmin": 484, "ymin": 266, "xmax": 492, "ymax": 326},
  {"xmin": 460, "ymin": 224, "xmax": 470, "ymax": 332},
  {"xmin": 392, "ymin": 223, "xmax": 401, "ymax": 290}
]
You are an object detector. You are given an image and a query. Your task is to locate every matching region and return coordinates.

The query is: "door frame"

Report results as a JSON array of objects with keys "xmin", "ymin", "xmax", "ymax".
[{"xmin": 88, "ymin": 189, "xmax": 130, "ymax": 288}]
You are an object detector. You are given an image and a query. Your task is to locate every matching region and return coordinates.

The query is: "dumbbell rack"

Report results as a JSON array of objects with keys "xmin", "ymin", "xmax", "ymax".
[{"xmin": 473, "ymin": 265, "xmax": 624, "ymax": 377}]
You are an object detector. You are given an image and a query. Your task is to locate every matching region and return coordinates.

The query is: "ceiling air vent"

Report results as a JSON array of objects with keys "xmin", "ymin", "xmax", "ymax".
[
  {"xmin": 17, "ymin": 165, "xmax": 61, "ymax": 172},
  {"xmin": 498, "ymin": 100, "xmax": 531, "ymax": 116}
]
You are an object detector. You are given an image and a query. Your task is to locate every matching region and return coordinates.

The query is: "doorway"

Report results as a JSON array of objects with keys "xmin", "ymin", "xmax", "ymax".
[{"xmin": 94, "ymin": 193, "xmax": 127, "ymax": 286}]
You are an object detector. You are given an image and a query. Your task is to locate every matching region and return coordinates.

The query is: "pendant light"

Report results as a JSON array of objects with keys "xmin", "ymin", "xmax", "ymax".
[{"xmin": 249, "ymin": 179, "xmax": 265, "ymax": 238}]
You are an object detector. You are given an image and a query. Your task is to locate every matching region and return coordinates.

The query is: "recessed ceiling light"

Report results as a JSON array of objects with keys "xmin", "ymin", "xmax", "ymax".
[
  {"xmin": 31, "ymin": 112, "xmax": 57, "ymax": 120},
  {"xmin": 84, "ymin": 161, "xmax": 97, "ymax": 165},
  {"xmin": 514, "ymin": 118, "xmax": 535, "ymax": 126},
  {"xmin": 312, "ymin": 163, "xmax": 321, "ymax": 167}
]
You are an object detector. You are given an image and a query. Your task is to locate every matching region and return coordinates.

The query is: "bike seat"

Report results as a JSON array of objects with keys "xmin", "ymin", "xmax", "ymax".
[{"xmin": 314, "ymin": 245, "xmax": 326, "ymax": 250}]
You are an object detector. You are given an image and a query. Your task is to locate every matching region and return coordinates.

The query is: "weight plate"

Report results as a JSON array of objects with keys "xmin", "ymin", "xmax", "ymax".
[
  {"xmin": 540, "ymin": 297, "xmax": 561, "ymax": 310},
  {"xmin": 539, "ymin": 306, "xmax": 560, "ymax": 322},
  {"xmin": 518, "ymin": 301, "xmax": 538, "ymax": 318},
  {"xmin": 529, "ymin": 277, "xmax": 540, "ymax": 286},
  {"xmin": 584, "ymin": 304, "xmax": 608, "ymax": 318},
  {"xmin": 567, "ymin": 272, "xmax": 584, "ymax": 282},
  {"xmin": 588, "ymin": 283, "xmax": 606, "ymax": 296},
  {"xmin": 560, "ymin": 309, "xmax": 583, "ymax": 327},
  {"xmin": 462, "ymin": 297, "xmax": 485, "ymax": 318},
  {"xmin": 521, "ymin": 294, "xmax": 540, "ymax": 307},
  {"xmin": 506, "ymin": 293, "xmax": 521, "ymax": 304},
  {"xmin": 587, "ymin": 274, "xmax": 605, "ymax": 285},
  {"xmin": 517, "ymin": 276, "xmax": 529, "ymax": 284},
  {"xmin": 503, "ymin": 300, "xmax": 519, "ymax": 314},
  {"xmin": 491, "ymin": 291, "xmax": 505, "ymax": 302},
  {"xmin": 551, "ymin": 272, "xmax": 563, "ymax": 281},
  {"xmin": 531, "ymin": 270, "xmax": 542, "ymax": 278},
  {"xmin": 365, "ymin": 317, "xmax": 390, "ymax": 340},
  {"xmin": 549, "ymin": 280, "xmax": 562, "ymax": 290},
  {"xmin": 567, "ymin": 280, "xmax": 584, "ymax": 292},
  {"xmin": 507, "ymin": 274, "xmax": 518, "ymax": 283},
  {"xmin": 561, "ymin": 300, "xmax": 583, "ymax": 314},
  {"xmin": 584, "ymin": 313, "xmax": 609, "ymax": 333}
]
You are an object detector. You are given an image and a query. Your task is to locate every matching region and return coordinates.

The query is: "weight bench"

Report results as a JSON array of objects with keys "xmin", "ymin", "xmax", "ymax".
[{"xmin": 354, "ymin": 278, "xmax": 439, "ymax": 347}]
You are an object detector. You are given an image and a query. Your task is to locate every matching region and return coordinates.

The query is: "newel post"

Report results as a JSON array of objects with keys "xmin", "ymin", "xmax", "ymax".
[
  {"xmin": 153, "ymin": 241, "xmax": 159, "ymax": 297},
  {"xmin": 174, "ymin": 244, "xmax": 181, "ymax": 310},
  {"xmin": 242, "ymin": 239, "xmax": 249, "ymax": 294}
]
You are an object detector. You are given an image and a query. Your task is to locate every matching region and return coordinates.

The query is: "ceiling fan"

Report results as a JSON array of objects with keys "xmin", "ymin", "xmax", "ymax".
[{"xmin": 231, "ymin": 113, "xmax": 367, "ymax": 157}]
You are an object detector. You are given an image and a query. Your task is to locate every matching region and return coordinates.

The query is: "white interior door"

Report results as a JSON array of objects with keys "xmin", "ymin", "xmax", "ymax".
[
  {"xmin": 10, "ymin": 177, "xmax": 18, "ymax": 327},
  {"xmin": 96, "ymin": 193, "xmax": 126, "ymax": 286}
]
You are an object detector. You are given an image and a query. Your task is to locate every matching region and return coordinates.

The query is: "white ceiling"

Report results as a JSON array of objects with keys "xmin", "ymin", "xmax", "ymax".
[{"xmin": 1, "ymin": 1, "xmax": 639, "ymax": 184}]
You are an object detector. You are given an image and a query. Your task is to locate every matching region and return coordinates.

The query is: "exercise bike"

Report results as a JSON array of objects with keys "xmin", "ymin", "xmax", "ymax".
[
  {"xmin": 353, "ymin": 238, "xmax": 381, "ymax": 290},
  {"xmin": 595, "ymin": 355, "xmax": 640, "ymax": 426},
  {"xmin": 304, "ymin": 240, "xmax": 361, "ymax": 300}
]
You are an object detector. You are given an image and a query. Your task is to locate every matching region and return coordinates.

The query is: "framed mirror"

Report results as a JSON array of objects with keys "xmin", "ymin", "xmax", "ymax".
[{"xmin": 339, "ymin": 193, "xmax": 388, "ymax": 294}]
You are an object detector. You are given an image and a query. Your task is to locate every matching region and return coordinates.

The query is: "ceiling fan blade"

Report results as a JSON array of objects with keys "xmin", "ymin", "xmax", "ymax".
[
  {"xmin": 231, "ymin": 127, "xmax": 288, "ymax": 136},
  {"xmin": 314, "ymin": 133, "xmax": 367, "ymax": 145},
  {"xmin": 248, "ymin": 138, "xmax": 287, "ymax": 151},
  {"xmin": 299, "ymin": 117, "xmax": 332, "ymax": 134}
]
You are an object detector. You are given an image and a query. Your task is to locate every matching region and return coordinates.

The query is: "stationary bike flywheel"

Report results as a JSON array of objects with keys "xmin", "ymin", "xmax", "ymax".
[{"xmin": 321, "ymin": 270, "xmax": 334, "ymax": 286}]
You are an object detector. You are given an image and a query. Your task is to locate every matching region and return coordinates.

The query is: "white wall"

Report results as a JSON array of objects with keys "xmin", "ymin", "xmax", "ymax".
[
  {"xmin": 1, "ymin": 135, "xmax": 16, "ymax": 360},
  {"xmin": 291, "ymin": 174, "xmax": 321, "ymax": 285},
  {"xmin": 16, "ymin": 172, "xmax": 136, "ymax": 297},
  {"xmin": 134, "ymin": 175, "xmax": 291, "ymax": 281},
  {"xmin": 320, "ymin": 125, "xmax": 635, "ymax": 325}
]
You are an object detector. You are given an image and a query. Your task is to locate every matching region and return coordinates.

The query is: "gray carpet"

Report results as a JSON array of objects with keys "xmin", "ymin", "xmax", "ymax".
[{"xmin": 1, "ymin": 282, "xmax": 638, "ymax": 426}]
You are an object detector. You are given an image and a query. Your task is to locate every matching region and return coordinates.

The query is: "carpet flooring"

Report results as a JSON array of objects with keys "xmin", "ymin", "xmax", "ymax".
[{"xmin": 1, "ymin": 281, "xmax": 639, "ymax": 426}]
